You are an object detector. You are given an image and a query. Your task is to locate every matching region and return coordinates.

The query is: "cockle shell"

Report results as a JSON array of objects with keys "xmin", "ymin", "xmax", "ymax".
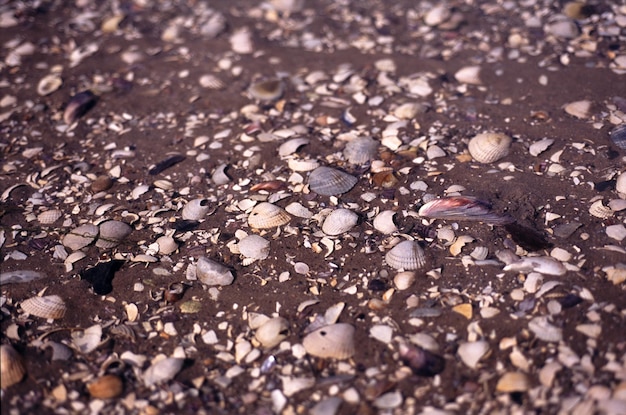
[
  {"xmin": 308, "ymin": 166, "xmax": 358, "ymax": 196},
  {"xmin": 37, "ymin": 209, "xmax": 63, "ymax": 224},
  {"xmin": 196, "ymin": 257, "xmax": 234, "ymax": 286},
  {"xmin": 418, "ymin": 196, "xmax": 513, "ymax": 225},
  {"xmin": 616, "ymin": 171, "xmax": 626, "ymax": 198},
  {"xmin": 385, "ymin": 240, "xmax": 426, "ymax": 270},
  {"xmin": 248, "ymin": 202, "xmax": 291, "ymax": 229},
  {"xmin": 254, "ymin": 317, "xmax": 289, "ymax": 348},
  {"xmin": 248, "ymin": 78, "xmax": 284, "ymax": 101},
  {"xmin": 182, "ymin": 198, "xmax": 211, "ymax": 221},
  {"xmin": 373, "ymin": 210, "xmax": 398, "ymax": 234},
  {"xmin": 238, "ymin": 234, "xmax": 270, "ymax": 260},
  {"xmin": 87, "ymin": 374, "xmax": 124, "ymax": 399},
  {"xmin": 199, "ymin": 74, "xmax": 225, "ymax": 89},
  {"xmin": 20, "ymin": 294, "xmax": 66, "ymax": 319},
  {"xmin": 588, "ymin": 200, "xmax": 613, "ymax": 219},
  {"xmin": 0, "ymin": 344, "xmax": 26, "ymax": 389},
  {"xmin": 96, "ymin": 220, "xmax": 132, "ymax": 249},
  {"xmin": 143, "ymin": 357, "xmax": 184, "ymax": 387},
  {"xmin": 62, "ymin": 223, "xmax": 99, "ymax": 250},
  {"xmin": 321, "ymin": 209, "xmax": 359, "ymax": 236},
  {"xmin": 302, "ymin": 323, "xmax": 355, "ymax": 360},
  {"xmin": 468, "ymin": 132, "xmax": 512, "ymax": 163},
  {"xmin": 343, "ymin": 136, "xmax": 378, "ymax": 165}
]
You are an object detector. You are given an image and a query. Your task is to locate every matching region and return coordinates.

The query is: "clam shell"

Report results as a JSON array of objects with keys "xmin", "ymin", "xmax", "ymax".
[
  {"xmin": 182, "ymin": 198, "xmax": 212, "ymax": 220},
  {"xmin": 21, "ymin": 294, "xmax": 66, "ymax": 319},
  {"xmin": 0, "ymin": 344, "xmax": 26, "ymax": 389},
  {"xmin": 321, "ymin": 208, "xmax": 359, "ymax": 236},
  {"xmin": 373, "ymin": 210, "xmax": 398, "ymax": 234},
  {"xmin": 96, "ymin": 220, "xmax": 132, "ymax": 249},
  {"xmin": 143, "ymin": 357, "xmax": 184, "ymax": 387},
  {"xmin": 563, "ymin": 99, "xmax": 592, "ymax": 119},
  {"xmin": 302, "ymin": 323, "xmax": 355, "ymax": 360},
  {"xmin": 308, "ymin": 166, "xmax": 358, "ymax": 196},
  {"xmin": 196, "ymin": 256, "xmax": 234, "ymax": 286},
  {"xmin": 37, "ymin": 209, "xmax": 63, "ymax": 224},
  {"xmin": 248, "ymin": 78, "xmax": 284, "ymax": 101},
  {"xmin": 528, "ymin": 316, "xmax": 563, "ymax": 342},
  {"xmin": 37, "ymin": 74, "xmax": 63, "ymax": 96},
  {"xmin": 609, "ymin": 124, "xmax": 626, "ymax": 150},
  {"xmin": 87, "ymin": 374, "xmax": 124, "ymax": 399},
  {"xmin": 199, "ymin": 74, "xmax": 225, "ymax": 89},
  {"xmin": 71, "ymin": 324, "xmax": 103, "ymax": 354},
  {"xmin": 468, "ymin": 132, "xmax": 512, "ymax": 163},
  {"xmin": 156, "ymin": 235, "xmax": 178, "ymax": 255},
  {"xmin": 238, "ymin": 234, "xmax": 270, "ymax": 260},
  {"xmin": 62, "ymin": 223, "xmax": 99, "ymax": 250},
  {"xmin": 343, "ymin": 136, "xmax": 378, "ymax": 165},
  {"xmin": 248, "ymin": 202, "xmax": 291, "ymax": 229},
  {"xmin": 385, "ymin": 240, "xmax": 426, "ymax": 270},
  {"xmin": 254, "ymin": 317, "xmax": 289, "ymax": 348},
  {"xmin": 288, "ymin": 158, "xmax": 320, "ymax": 172}
]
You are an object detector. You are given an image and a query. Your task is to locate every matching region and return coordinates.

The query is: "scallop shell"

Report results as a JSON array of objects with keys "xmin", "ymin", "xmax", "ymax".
[
  {"xmin": 373, "ymin": 210, "xmax": 398, "ymax": 234},
  {"xmin": 96, "ymin": 220, "xmax": 132, "ymax": 249},
  {"xmin": 0, "ymin": 344, "xmax": 26, "ymax": 389},
  {"xmin": 343, "ymin": 136, "xmax": 378, "ymax": 165},
  {"xmin": 254, "ymin": 317, "xmax": 289, "ymax": 348},
  {"xmin": 248, "ymin": 78, "xmax": 284, "ymax": 101},
  {"xmin": 182, "ymin": 198, "xmax": 211, "ymax": 220},
  {"xmin": 143, "ymin": 357, "xmax": 184, "ymax": 387},
  {"xmin": 62, "ymin": 223, "xmax": 99, "ymax": 250},
  {"xmin": 37, "ymin": 209, "xmax": 63, "ymax": 224},
  {"xmin": 248, "ymin": 202, "xmax": 291, "ymax": 229},
  {"xmin": 321, "ymin": 209, "xmax": 359, "ymax": 236},
  {"xmin": 308, "ymin": 166, "xmax": 358, "ymax": 196},
  {"xmin": 302, "ymin": 323, "xmax": 355, "ymax": 360},
  {"xmin": 37, "ymin": 74, "xmax": 63, "ymax": 96},
  {"xmin": 87, "ymin": 374, "xmax": 124, "ymax": 399},
  {"xmin": 468, "ymin": 132, "xmax": 512, "ymax": 163},
  {"xmin": 199, "ymin": 74, "xmax": 225, "ymax": 89},
  {"xmin": 21, "ymin": 294, "xmax": 67, "ymax": 319},
  {"xmin": 385, "ymin": 240, "xmax": 426, "ymax": 270},
  {"xmin": 609, "ymin": 124, "xmax": 626, "ymax": 150},
  {"xmin": 238, "ymin": 234, "xmax": 270, "ymax": 260},
  {"xmin": 196, "ymin": 256, "xmax": 234, "ymax": 286}
]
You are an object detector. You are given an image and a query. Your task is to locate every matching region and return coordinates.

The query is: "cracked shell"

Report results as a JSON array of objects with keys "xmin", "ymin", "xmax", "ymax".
[
  {"xmin": 62, "ymin": 223, "xmax": 99, "ymax": 251},
  {"xmin": 385, "ymin": 240, "xmax": 426, "ymax": 270},
  {"xmin": 96, "ymin": 220, "xmax": 132, "ymax": 249},
  {"xmin": 182, "ymin": 198, "xmax": 212, "ymax": 221},
  {"xmin": 0, "ymin": 345, "xmax": 26, "ymax": 389},
  {"xmin": 468, "ymin": 132, "xmax": 512, "ymax": 164},
  {"xmin": 322, "ymin": 208, "xmax": 359, "ymax": 236},
  {"xmin": 20, "ymin": 294, "xmax": 67, "ymax": 319},
  {"xmin": 343, "ymin": 136, "xmax": 378, "ymax": 165},
  {"xmin": 308, "ymin": 166, "xmax": 358, "ymax": 196},
  {"xmin": 248, "ymin": 202, "xmax": 291, "ymax": 229},
  {"xmin": 302, "ymin": 323, "xmax": 355, "ymax": 360},
  {"xmin": 238, "ymin": 234, "xmax": 270, "ymax": 260}
]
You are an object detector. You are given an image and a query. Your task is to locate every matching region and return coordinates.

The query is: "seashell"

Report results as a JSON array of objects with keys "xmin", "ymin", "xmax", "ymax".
[
  {"xmin": 321, "ymin": 209, "xmax": 359, "ymax": 236},
  {"xmin": 131, "ymin": 184, "xmax": 150, "ymax": 199},
  {"xmin": 199, "ymin": 74, "xmax": 225, "ymax": 89},
  {"xmin": 503, "ymin": 256, "xmax": 566, "ymax": 276},
  {"xmin": 254, "ymin": 317, "xmax": 289, "ymax": 348},
  {"xmin": 588, "ymin": 200, "xmax": 613, "ymax": 219},
  {"xmin": 418, "ymin": 196, "xmax": 514, "ymax": 225},
  {"xmin": 392, "ymin": 102, "xmax": 425, "ymax": 120},
  {"xmin": 308, "ymin": 166, "xmax": 358, "ymax": 196},
  {"xmin": 343, "ymin": 136, "xmax": 378, "ymax": 165},
  {"xmin": 196, "ymin": 256, "xmax": 234, "ymax": 286},
  {"xmin": 212, "ymin": 163, "xmax": 232, "ymax": 185},
  {"xmin": 200, "ymin": 12, "xmax": 226, "ymax": 38},
  {"xmin": 37, "ymin": 209, "xmax": 63, "ymax": 224},
  {"xmin": 0, "ymin": 344, "xmax": 26, "ymax": 389},
  {"xmin": 87, "ymin": 374, "xmax": 124, "ymax": 399},
  {"xmin": 230, "ymin": 27, "xmax": 253, "ymax": 54},
  {"xmin": 393, "ymin": 271, "xmax": 415, "ymax": 290},
  {"xmin": 238, "ymin": 234, "xmax": 270, "ymax": 260},
  {"xmin": 143, "ymin": 357, "xmax": 184, "ymax": 387},
  {"xmin": 278, "ymin": 138, "xmax": 310, "ymax": 157},
  {"xmin": 468, "ymin": 132, "xmax": 512, "ymax": 163},
  {"xmin": 373, "ymin": 210, "xmax": 398, "ymax": 234},
  {"xmin": 248, "ymin": 202, "xmax": 291, "ymax": 229},
  {"xmin": 288, "ymin": 158, "xmax": 320, "ymax": 172},
  {"xmin": 182, "ymin": 198, "xmax": 212, "ymax": 221},
  {"xmin": 96, "ymin": 220, "xmax": 132, "ymax": 249},
  {"xmin": 0, "ymin": 270, "xmax": 46, "ymax": 285},
  {"xmin": 385, "ymin": 240, "xmax": 426, "ymax": 270},
  {"xmin": 563, "ymin": 99, "xmax": 592, "ymax": 119},
  {"xmin": 496, "ymin": 372, "xmax": 530, "ymax": 393},
  {"xmin": 616, "ymin": 171, "xmax": 626, "ymax": 198},
  {"xmin": 156, "ymin": 235, "xmax": 178, "ymax": 255},
  {"xmin": 71, "ymin": 324, "xmax": 103, "ymax": 354},
  {"xmin": 455, "ymin": 65, "xmax": 482, "ymax": 85},
  {"xmin": 153, "ymin": 179, "xmax": 173, "ymax": 190},
  {"xmin": 528, "ymin": 316, "xmax": 563, "ymax": 342},
  {"xmin": 457, "ymin": 341, "xmax": 490, "ymax": 369},
  {"xmin": 248, "ymin": 78, "xmax": 284, "ymax": 101},
  {"xmin": 302, "ymin": 323, "xmax": 355, "ymax": 360},
  {"xmin": 21, "ymin": 294, "xmax": 66, "ymax": 319},
  {"xmin": 398, "ymin": 342, "xmax": 445, "ymax": 377},
  {"xmin": 37, "ymin": 74, "xmax": 62, "ymax": 96},
  {"xmin": 609, "ymin": 124, "xmax": 626, "ymax": 151},
  {"xmin": 62, "ymin": 223, "xmax": 99, "ymax": 251},
  {"xmin": 270, "ymin": 0, "xmax": 305, "ymax": 13},
  {"xmin": 285, "ymin": 202, "xmax": 313, "ymax": 219},
  {"xmin": 529, "ymin": 138, "xmax": 555, "ymax": 157},
  {"xmin": 424, "ymin": 4, "xmax": 450, "ymax": 27},
  {"xmin": 63, "ymin": 90, "xmax": 97, "ymax": 125}
]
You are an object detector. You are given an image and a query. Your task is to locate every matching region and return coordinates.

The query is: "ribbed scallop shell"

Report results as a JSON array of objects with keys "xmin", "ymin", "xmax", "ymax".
[
  {"xmin": 21, "ymin": 294, "xmax": 67, "ymax": 319},
  {"xmin": 238, "ymin": 234, "xmax": 270, "ymax": 260},
  {"xmin": 62, "ymin": 223, "xmax": 99, "ymax": 251},
  {"xmin": 343, "ymin": 136, "xmax": 378, "ymax": 165},
  {"xmin": 308, "ymin": 166, "xmax": 358, "ymax": 196},
  {"xmin": 0, "ymin": 344, "xmax": 26, "ymax": 389},
  {"xmin": 468, "ymin": 132, "xmax": 512, "ymax": 163},
  {"xmin": 248, "ymin": 78, "xmax": 284, "ymax": 101},
  {"xmin": 373, "ymin": 210, "xmax": 398, "ymax": 234},
  {"xmin": 588, "ymin": 200, "xmax": 613, "ymax": 219},
  {"xmin": 37, "ymin": 209, "xmax": 63, "ymax": 224},
  {"xmin": 199, "ymin": 74, "xmax": 226, "ymax": 89},
  {"xmin": 385, "ymin": 240, "xmax": 426, "ymax": 270},
  {"xmin": 610, "ymin": 124, "xmax": 626, "ymax": 150},
  {"xmin": 96, "ymin": 220, "xmax": 132, "ymax": 249},
  {"xmin": 302, "ymin": 323, "xmax": 356, "ymax": 360},
  {"xmin": 248, "ymin": 202, "xmax": 291, "ymax": 229},
  {"xmin": 321, "ymin": 209, "xmax": 359, "ymax": 236},
  {"xmin": 182, "ymin": 198, "xmax": 211, "ymax": 220}
]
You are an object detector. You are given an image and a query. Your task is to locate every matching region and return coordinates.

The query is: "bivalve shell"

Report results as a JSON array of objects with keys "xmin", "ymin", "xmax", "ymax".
[
  {"xmin": 248, "ymin": 202, "xmax": 291, "ymax": 229},
  {"xmin": 373, "ymin": 210, "xmax": 398, "ymax": 234},
  {"xmin": 238, "ymin": 234, "xmax": 270, "ymax": 260},
  {"xmin": 62, "ymin": 223, "xmax": 99, "ymax": 250},
  {"xmin": 0, "ymin": 344, "xmax": 26, "ymax": 389},
  {"xmin": 385, "ymin": 240, "xmax": 426, "ymax": 270},
  {"xmin": 156, "ymin": 235, "xmax": 178, "ymax": 255},
  {"xmin": 285, "ymin": 202, "xmax": 313, "ymax": 219},
  {"xmin": 278, "ymin": 137, "xmax": 310, "ymax": 157},
  {"xmin": 182, "ymin": 198, "xmax": 211, "ymax": 221},
  {"xmin": 457, "ymin": 341, "xmax": 490, "ymax": 369},
  {"xmin": 454, "ymin": 65, "xmax": 482, "ymax": 85},
  {"xmin": 248, "ymin": 78, "xmax": 284, "ymax": 101},
  {"xmin": 196, "ymin": 256, "xmax": 234, "ymax": 286},
  {"xmin": 37, "ymin": 209, "xmax": 63, "ymax": 224},
  {"xmin": 37, "ymin": 74, "xmax": 63, "ymax": 96},
  {"xmin": 254, "ymin": 317, "xmax": 289, "ymax": 348},
  {"xmin": 96, "ymin": 220, "xmax": 132, "ymax": 249},
  {"xmin": 616, "ymin": 171, "xmax": 626, "ymax": 198},
  {"xmin": 143, "ymin": 357, "xmax": 184, "ymax": 387},
  {"xmin": 609, "ymin": 124, "xmax": 626, "ymax": 150},
  {"xmin": 308, "ymin": 166, "xmax": 358, "ymax": 196},
  {"xmin": 87, "ymin": 374, "xmax": 124, "ymax": 399},
  {"xmin": 589, "ymin": 200, "xmax": 613, "ymax": 219},
  {"xmin": 468, "ymin": 132, "xmax": 512, "ymax": 163},
  {"xmin": 343, "ymin": 136, "xmax": 378, "ymax": 165},
  {"xmin": 321, "ymin": 209, "xmax": 359, "ymax": 236},
  {"xmin": 496, "ymin": 372, "xmax": 530, "ymax": 393},
  {"xmin": 21, "ymin": 294, "xmax": 66, "ymax": 319},
  {"xmin": 302, "ymin": 323, "xmax": 355, "ymax": 360}
]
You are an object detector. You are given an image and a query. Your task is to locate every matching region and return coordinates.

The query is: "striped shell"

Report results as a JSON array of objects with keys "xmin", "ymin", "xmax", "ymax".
[
  {"xmin": 21, "ymin": 294, "xmax": 67, "ymax": 319},
  {"xmin": 343, "ymin": 136, "xmax": 378, "ymax": 165},
  {"xmin": 96, "ymin": 220, "xmax": 132, "ymax": 249},
  {"xmin": 238, "ymin": 234, "xmax": 270, "ymax": 260},
  {"xmin": 248, "ymin": 78, "xmax": 284, "ymax": 101},
  {"xmin": 308, "ymin": 166, "xmax": 358, "ymax": 196},
  {"xmin": 62, "ymin": 223, "xmax": 99, "ymax": 251},
  {"xmin": 199, "ymin": 74, "xmax": 225, "ymax": 89},
  {"xmin": 182, "ymin": 198, "xmax": 211, "ymax": 220},
  {"xmin": 385, "ymin": 240, "xmax": 426, "ymax": 270},
  {"xmin": 248, "ymin": 202, "xmax": 291, "ymax": 229},
  {"xmin": 37, "ymin": 209, "xmax": 63, "ymax": 224},
  {"xmin": 302, "ymin": 323, "xmax": 356, "ymax": 360},
  {"xmin": 468, "ymin": 132, "xmax": 512, "ymax": 163},
  {"xmin": 321, "ymin": 209, "xmax": 359, "ymax": 236},
  {"xmin": 0, "ymin": 344, "xmax": 26, "ymax": 389},
  {"xmin": 418, "ymin": 196, "xmax": 513, "ymax": 225},
  {"xmin": 589, "ymin": 200, "xmax": 613, "ymax": 219}
]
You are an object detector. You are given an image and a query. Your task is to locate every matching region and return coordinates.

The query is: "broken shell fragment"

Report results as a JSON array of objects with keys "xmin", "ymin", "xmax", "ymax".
[
  {"xmin": 96, "ymin": 220, "xmax": 132, "ymax": 249},
  {"xmin": 182, "ymin": 198, "xmax": 212, "ymax": 221},
  {"xmin": 37, "ymin": 209, "xmax": 63, "ymax": 224},
  {"xmin": 0, "ymin": 344, "xmax": 26, "ymax": 389},
  {"xmin": 254, "ymin": 317, "xmax": 289, "ymax": 348},
  {"xmin": 37, "ymin": 74, "xmax": 62, "ymax": 96},
  {"xmin": 563, "ymin": 100, "xmax": 592, "ymax": 119},
  {"xmin": 609, "ymin": 124, "xmax": 626, "ymax": 150},
  {"xmin": 62, "ymin": 223, "xmax": 99, "ymax": 251},
  {"xmin": 528, "ymin": 316, "xmax": 563, "ymax": 342},
  {"xmin": 503, "ymin": 256, "xmax": 566, "ymax": 276},
  {"xmin": 156, "ymin": 235, "xmax": 178, "ymax": 255},
  {"xmin": 248, "ymin": 78, "xmax": 284, "ymax": 101},
  {"xmin": 588, "ymin": 200, "xmax": 613, "ymax": 219},
  {"xmin": 393, "ymin": 271, "xmax": 416, "ymax": 290},
  {"xmin": 373, "ymin": 210, "xmax": 398, "ymax": 234},
  {"xmin": 302, "ymin": 323, "xmax": 355, "ymax": 360},
  {"xmin": 238, "ymin": 234, "xmax": 270, "ymax": 260},
  {"xmin": 419, "ymin": 196, "xmax": 513, "ymax": 225},
  {"xmin": 195, "ymin": 256, "xmax": 234, "ymax": 286},
  {"xmin": 457, "ymin": 340, "xmax": 490, "ymax": 369},
  {"xmin": 143, "ymin": 357, "xmax": 184, "ymax": 387},
  {"xmin": 63, "ymin": 90, "xmax": 97, "ymax": 124},
  {"xmin": 385, "ymin": 240, "xmax": 426, "ymax": 270},
  {"xmin": 321, "ymin": 208, "xmax": 359, "ymax": 236},
  {"xmin": 87, "ymin": 374, "xmax": 124, "ymax": 399},
  {"xmin": 308, "ymin": 166, "xmax": 358, "ymax": 196},
  {"xmin": 285, "ymin": 202, "xmax": 313, "ymax": 219},
  {"xmin": 496, "ymin": 372, "xmax": 530, "ymax": 393},
  {"xmin": 454, "ymin": 65, "xmax": 482, "ymax": 85},
  {"xmin": 20, "ymin": 294, "xmax": 66, "ymax": 319},
  {"xmin": 248, "ymin": 202, "xmax": 291, "ymax": 229},
  {"xmin": 468, "ymin": 132, "xmax": 512, "ymax": 163},
  {"xmin": 343, "ymin": 136, "xmax": 378, "ymax": 165}
]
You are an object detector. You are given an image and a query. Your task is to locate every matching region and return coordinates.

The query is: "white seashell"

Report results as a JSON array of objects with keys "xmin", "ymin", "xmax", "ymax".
[
  {"xmin": 96, "ymin": 220, "xmax": 132, "ymax": 248},
  {"xmin": 302, "ymin": 323, "xmax": 355, "ymax": 360},
  {"xmin": 285, "ymin": 202, "xmax": 313, "ymax": 219},
  {"xmin": 392, "ymin": 102, "xmax": 423, "ymax": 120},
  {"xmin": 37, "ymin": 74, "xmax": 63, "ymax": 96},
  {"xmin": 0, "ymin": 344, "xmax": 26, "ymax": 389},
  {"xmin": 588, "ymin": 200, "xmax": 613, "ymax": 219},
  {"xmin": 457, "ymin": 340, "xmax": 490, "ymax": 369},
  {"xmin": 616, "ymin": 171, "xmax": 626, "ymax": 198},
  {"xmin": 563, "ymin": 100, "xmax": 592, "ymax": 119},
  {"xmin": 153, "ymin": 179, "xmax": 173, "ymax": 190},
  {"xmin": 455, "ymin": 65, "xmax": 482, "ymax": 85},
  {"xmin": 321, "ymin": 209, "xmax": 359, "ymax": 236},
  {"xmin": 248, "ymin": 202, "xmax": 291, "ymax": 229},
  {"xmin": 131, "ymin": 184, "xmax": 150, "ymax": 199},
  {"xmin": 437, "ymin": 227, "xmax": 456, "ymax": 243},
  {"xmin": 62, "ymin": 223, "xmax": 99, "ymax": 250},
  {"xmin": 269, "ymin": 0, "xmax": 305, "ymax": 13},
  {"xmin": 248, "ymin": 79, "xmax": 284, "ymax": 101},
  {"xmin": 606, "ymin": 224, "xmax": 626, "ymax": 241},
  {"xmin": 212, "ymin": 163, "xmax": 231, "ymax": 185},
  {"xmin": 278, "ymin": 138, "xmax": 310, "ymax": 157},
  {"xmin": 468, "ymin": 132, "xmax": 512, "ymax": 163},
  {"xmin": 288, "ymin": 158, "xmax": 320, "ymax": 172},
  {"xmin": 393, "ymin": 271, "xmax": 415, "ymax": 290},
  {"xmin": 71, "ymin": 324, "xmax": 102, "ymax": 354},
  {"xmin": 503, "ymin": 256, "xmax": 566, "ymax": 276},
  {"xmin": 496, "ymin": 372, "xmax": 530, "ymax": 393},
  {"xmin": 143, "ymin": 357, "xmax": 184, "ymax": 387},
  {"xmin": 230, "ymin": 27, "xmax": 253, "ymax": 54},
  {"xmin": 21, "ymin": 294, "xmax": 66, "ymax": 319},
  {"xmin": 200, "ymin": 12, "xmax": 226, "ymax": 38},
  {"xmin": 424, "ymin": 4, "xmax": 451, "ymax": 27},
  {"xmin": 254, "ymin": 317, "xmax": 289, "ymax": 348},
  {"xmin": 343, "ymin": 136, "xmax": 378, "ymax": 165},
  {"xmin": 37, "ymin": 209, "xmax": 63, "ymax": 224},
  {"xmin": 156, "ymin": 235, "xmax": 178, "ymax": 255},
  {"xmin": 182, "ymin": 198, "xmax": 212, "ymax": 220},
  {"xmin": 373, "ymin": 210, "xmax": 398, "ymax": 234},
  {"xmin": 385, "ymin": 240, "xmax": 426, "ymax": 270},
  {"xmin": 238, "ymin": 234, "xmax": 270, "ymax": 260},
  {"xmin": 529, "ymin": 138, "xmax": 555, "ymax": 157},
  {"xmin": 199, "ymin": 74, "xmax": 225, "ymax": 89},
  {"xmin": 196, "ymin": 256, "xmax": 234, "ymax": 286},
  {"xmin": 528, "ymin": 316, "xmax": 563, "ymax": 342},
  {"xmin": 308, "ymin": 166, "xmax": 358, "ymax": 196},
  {"xmin": 470, "ymin": 246, "xmax": 488, "ymax": 260}
]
